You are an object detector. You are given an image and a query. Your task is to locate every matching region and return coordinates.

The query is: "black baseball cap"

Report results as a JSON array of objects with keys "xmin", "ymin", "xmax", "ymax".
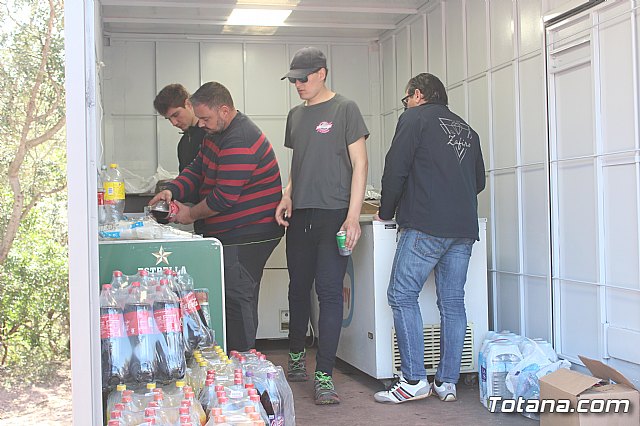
[{"xmin": 281, "ymin": 47, "xmax": 327, "ymax": 80}]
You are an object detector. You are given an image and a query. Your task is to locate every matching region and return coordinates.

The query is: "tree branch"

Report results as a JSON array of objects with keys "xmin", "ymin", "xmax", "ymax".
[
  {"xmin": 25, "ymin": 115, "xmax": 65, "ymax": 149},
  {"xmin": 1, "ymin": 343, "xmax": 7, "ymax": 366},
  {"xmin": 33, "ymin": 82, "xmax": 65, "ymax": 122},
  {"xmin": 19, "ymin": 183, "xmax": 67, "ymax": 223},
  {"xmin": 0, "ymin": 0, "xmax": 61, "ymax": 267}
]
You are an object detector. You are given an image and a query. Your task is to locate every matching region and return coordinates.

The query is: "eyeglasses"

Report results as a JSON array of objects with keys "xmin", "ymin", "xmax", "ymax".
[
  {"xmin": 401, "ymin": 94, "xmax": 410, "ymax": 108},
  {"xmin": 288, "ymin": 68, "xmax": 321, "ymax": 84},
  {"xmin": 288, "ymin": 75, "xmax": 310, "ymax": 84}
]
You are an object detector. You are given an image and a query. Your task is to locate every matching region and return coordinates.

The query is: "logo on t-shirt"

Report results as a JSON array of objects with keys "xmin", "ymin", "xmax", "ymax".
[{"xmin": 316, "ymin": 121, "xmax": 333, "ymax": 134}]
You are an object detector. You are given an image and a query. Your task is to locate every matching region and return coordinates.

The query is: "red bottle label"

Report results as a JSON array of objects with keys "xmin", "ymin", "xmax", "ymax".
[
  {"xmin": 124, "ymin": 310, "xmax": 153, "ymax": 335},
  {"xmin": 180, "ymin": 292, "xmax": 201, "ymax": 315},
  {"xmin": 154, "ymin": 307, "xmax": 182, "ymax": 333},
  {"xmin": 100, "ymin": 313, "xmax": 124, "ymax": 339},
  {"xmin": 168, "ymin": 201, "xmax": 179, "ymax": 218}
]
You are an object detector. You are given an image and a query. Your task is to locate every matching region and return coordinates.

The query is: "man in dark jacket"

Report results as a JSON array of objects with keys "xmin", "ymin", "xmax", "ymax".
[{"xmin": 373, "ymin": 73, "xmax": 485, "ymax": 404}]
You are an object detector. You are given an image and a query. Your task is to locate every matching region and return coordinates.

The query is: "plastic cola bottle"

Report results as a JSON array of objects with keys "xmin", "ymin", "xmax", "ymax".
[
  {"xmin": 176, "ymin": 272, "xmax": 212, "ymax": 353},
  {"xmin": 123, "ymin": 281, "xmax": 157, "ymax": 384},
  {"xmin": 100, "ymin": 284, "xmax": 131, "ymax": 390},
  {"xmin": 153, "ymin": 280, "xmax": 186, "ymax": 382}
]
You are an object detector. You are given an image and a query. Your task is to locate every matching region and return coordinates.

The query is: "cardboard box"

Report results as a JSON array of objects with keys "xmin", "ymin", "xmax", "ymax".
[
  {"xmin": 361, "ymin": 200, "xmax": 380, "ymax": 215},
  {"xmin": 539, "ymin": 355, "xmax": 639, "ymax": 426}
]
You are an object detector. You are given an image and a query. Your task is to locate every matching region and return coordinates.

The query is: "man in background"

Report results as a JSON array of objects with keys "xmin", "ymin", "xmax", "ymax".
[
  {"xmin": 150, "ymin": 81, "xmax": 284, "ymax": 352},
  {"xmin": 154, "ymin": 83, "xmax": 205, "ymax": 172},
  {"xmin": 373, "ymin": 73, "xmax": 485, "ymax": 404}
]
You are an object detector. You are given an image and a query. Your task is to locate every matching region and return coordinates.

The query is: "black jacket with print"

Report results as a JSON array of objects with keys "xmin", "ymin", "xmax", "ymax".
[{"xmin": 378, "ymin": 102, "xmax": 486, "ymax": 240}]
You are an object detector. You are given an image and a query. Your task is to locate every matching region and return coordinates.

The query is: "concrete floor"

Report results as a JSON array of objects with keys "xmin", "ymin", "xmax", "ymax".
[{"xmin": 256, "ymin": 340, "xmax": 536, "ymax": 426}]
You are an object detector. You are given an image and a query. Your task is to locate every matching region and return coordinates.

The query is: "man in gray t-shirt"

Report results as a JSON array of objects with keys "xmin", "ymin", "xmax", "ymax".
[
  {"xmin": 285, "ymin": 93, "xmax": 367, "ymax": 209},
  {"xmin": 276, "ymin": 47, "xmax": 369, "ymax": 405}
]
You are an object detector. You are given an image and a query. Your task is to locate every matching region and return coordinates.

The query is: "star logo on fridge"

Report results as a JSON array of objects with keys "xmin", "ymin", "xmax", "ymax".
[{"xmin": 152, "ymin": 245, "xmax": 172, "ymax": 265}]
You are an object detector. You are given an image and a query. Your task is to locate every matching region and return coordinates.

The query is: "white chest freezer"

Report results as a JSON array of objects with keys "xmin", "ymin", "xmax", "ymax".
[{"xmin": 312, "ymin": 217, "xmax": 488, "ymax": 380}]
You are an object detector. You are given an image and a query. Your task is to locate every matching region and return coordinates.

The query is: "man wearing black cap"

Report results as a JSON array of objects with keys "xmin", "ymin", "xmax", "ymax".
[{"xmin": 275, "ymin": 46, "xmax": 369, "ymax": 405}]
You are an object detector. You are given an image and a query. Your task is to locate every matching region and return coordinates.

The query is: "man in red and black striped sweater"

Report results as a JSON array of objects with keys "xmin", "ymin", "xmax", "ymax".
[{"xmin": 150, "ymin": 81, "xmax": 284, "ymax": 352}]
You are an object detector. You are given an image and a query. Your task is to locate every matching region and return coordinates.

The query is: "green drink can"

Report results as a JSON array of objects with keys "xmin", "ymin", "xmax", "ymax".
[{"xmin": 336, "ymin": 230, "xmax": 351, "ymax": 256}]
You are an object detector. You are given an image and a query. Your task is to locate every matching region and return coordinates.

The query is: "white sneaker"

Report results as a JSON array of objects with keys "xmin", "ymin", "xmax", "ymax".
[
  {"xmin": 374, "ymin": 376, "xmax": 431, "ymax": 404},
  {"xmin": 432, "ymin": 381, "xmax": 457, "ymax": 401}
]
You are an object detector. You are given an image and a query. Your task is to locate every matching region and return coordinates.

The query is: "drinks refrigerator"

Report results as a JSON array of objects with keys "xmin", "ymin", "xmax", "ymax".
[
  {"xmin": 98, "ymin": 238, "xmax": 227, "ymax": 351},
  {"xmin": 312, "ymin": 217, "xmax": 488, "ymax": 379}
]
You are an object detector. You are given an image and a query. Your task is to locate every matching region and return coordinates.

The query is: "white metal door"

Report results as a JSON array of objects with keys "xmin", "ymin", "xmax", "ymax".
[{"xmin": 546, "ymin": 0, "xmax": 640, "ymax": 386}]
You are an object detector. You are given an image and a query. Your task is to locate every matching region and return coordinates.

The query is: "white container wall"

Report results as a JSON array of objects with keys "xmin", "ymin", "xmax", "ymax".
[
  {"xmin": 379, "ymin": 0, "xmax": 640, "ymax": 387},
  {"xmin": 102, "ymin": 39, "xmax": 381, "ymax": 188},
  {"xmin": 379, "ymin": 0, "xmax": 552, "ymax": 345}
]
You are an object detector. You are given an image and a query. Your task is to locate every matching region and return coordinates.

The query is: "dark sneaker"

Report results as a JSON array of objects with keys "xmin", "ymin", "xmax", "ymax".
[
  {"xmin": 314, "ymin": 371, "xmax": 340, "ymax": 405},
  {"xmin": 374, "ymin": 376, "xmax": 431, "ymax": 404},
  {"xmin": 287, "ymin": 350, "xmax": 308, "ymax": 382},
  {"xmin": 432, "ymin": 381, "xmax": 457, "ymax": 402}
]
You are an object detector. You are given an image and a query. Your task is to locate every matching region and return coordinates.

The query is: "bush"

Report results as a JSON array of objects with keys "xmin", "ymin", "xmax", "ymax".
[{"xmin": 0, "ymin": 195, "xmax": 69, "ymax": 386}]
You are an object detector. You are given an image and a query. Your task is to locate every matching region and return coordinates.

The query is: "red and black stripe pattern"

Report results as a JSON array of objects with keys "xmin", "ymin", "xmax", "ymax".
[{"xmin": 166, "ymin": 112, "xmax": 284, "ymax": 244}]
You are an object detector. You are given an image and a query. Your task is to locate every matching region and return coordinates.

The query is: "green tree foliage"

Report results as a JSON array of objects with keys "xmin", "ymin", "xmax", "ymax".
[{"xmin": 0, "ymin": 0, "xmax": 68, "ymax": 382}]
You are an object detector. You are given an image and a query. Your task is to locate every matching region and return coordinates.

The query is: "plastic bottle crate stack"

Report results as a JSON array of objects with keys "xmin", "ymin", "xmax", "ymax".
[
  {"xmin": 100, "ymin": 267, "xmax": 296, "ymax": 425},
  {"xmin": 104, "ymin": 348, "xmax": 295, "ymax": 425},
  {"xmin": 477, "ymin": 330, "xmax": 570, "ymax": 420}
]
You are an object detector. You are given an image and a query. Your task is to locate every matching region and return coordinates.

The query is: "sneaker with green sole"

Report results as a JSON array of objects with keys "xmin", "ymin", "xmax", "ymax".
[
  {"xmin": 314, "ymin": 371, "xmax": 340, "ymax": 405},
  {"xmin": 287, "ymin": 351, "xmax": 308, "ymax": 382}
]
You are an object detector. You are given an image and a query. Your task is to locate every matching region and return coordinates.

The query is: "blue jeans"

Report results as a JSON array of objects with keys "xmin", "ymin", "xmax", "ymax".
[{"xmin": 387, "ymin": 228, "xmax": 474, "ymax": 384}]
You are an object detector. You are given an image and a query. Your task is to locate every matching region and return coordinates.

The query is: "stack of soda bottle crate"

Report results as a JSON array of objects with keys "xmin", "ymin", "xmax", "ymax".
[{"xmin": 100, "ymin": 268, "xmax": 295, "ymax": 425}]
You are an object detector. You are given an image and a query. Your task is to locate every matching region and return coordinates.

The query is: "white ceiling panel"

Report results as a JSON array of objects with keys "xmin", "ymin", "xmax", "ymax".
[{"xmin": 101, "ymin": 0, "xmax": 431, "ymax": 40}]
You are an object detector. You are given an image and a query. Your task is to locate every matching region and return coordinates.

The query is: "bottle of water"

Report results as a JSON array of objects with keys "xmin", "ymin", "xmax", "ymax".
[
  {"xmin": 247, "ymin": 393, "xmax": 269, "ymax": 424},
  {"xmin": 478, "ymin": 331, "xmax": 499, "ymax": 406},
  {"xmin": 199, "ymin": 378, "xmax": 216, "ymax": 415},
  {"xmin": 273, "ymin": 366, "xmax": 295, "ymax": 425},
  {"xmin": 163, "ymin": 379, "xmax": 186, "ymax": 407},
  {"xmin": 104, "ymin": 163, "xmax": 126, "ymax": 223},
  {"xmin": 532, "ymin": 338, "xmax": 558, "ymax": 362},
  {"xmin": 184, "ymin": 390, "xmax": 207, "ymax": 426},
  {"xmin": 483, "ymin": 340, "xmax": 522, "ymax": 410},
  {"xmin": 262, "ymin": 371, "xmax": 283, "ymax": 426},
  {"xmin": 492, "ymin": 353, "xmax": 521, "ymax": 397},
  {"xmin": 106, "ymin": 384, "xmax": 127, "ymax": 422}
]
